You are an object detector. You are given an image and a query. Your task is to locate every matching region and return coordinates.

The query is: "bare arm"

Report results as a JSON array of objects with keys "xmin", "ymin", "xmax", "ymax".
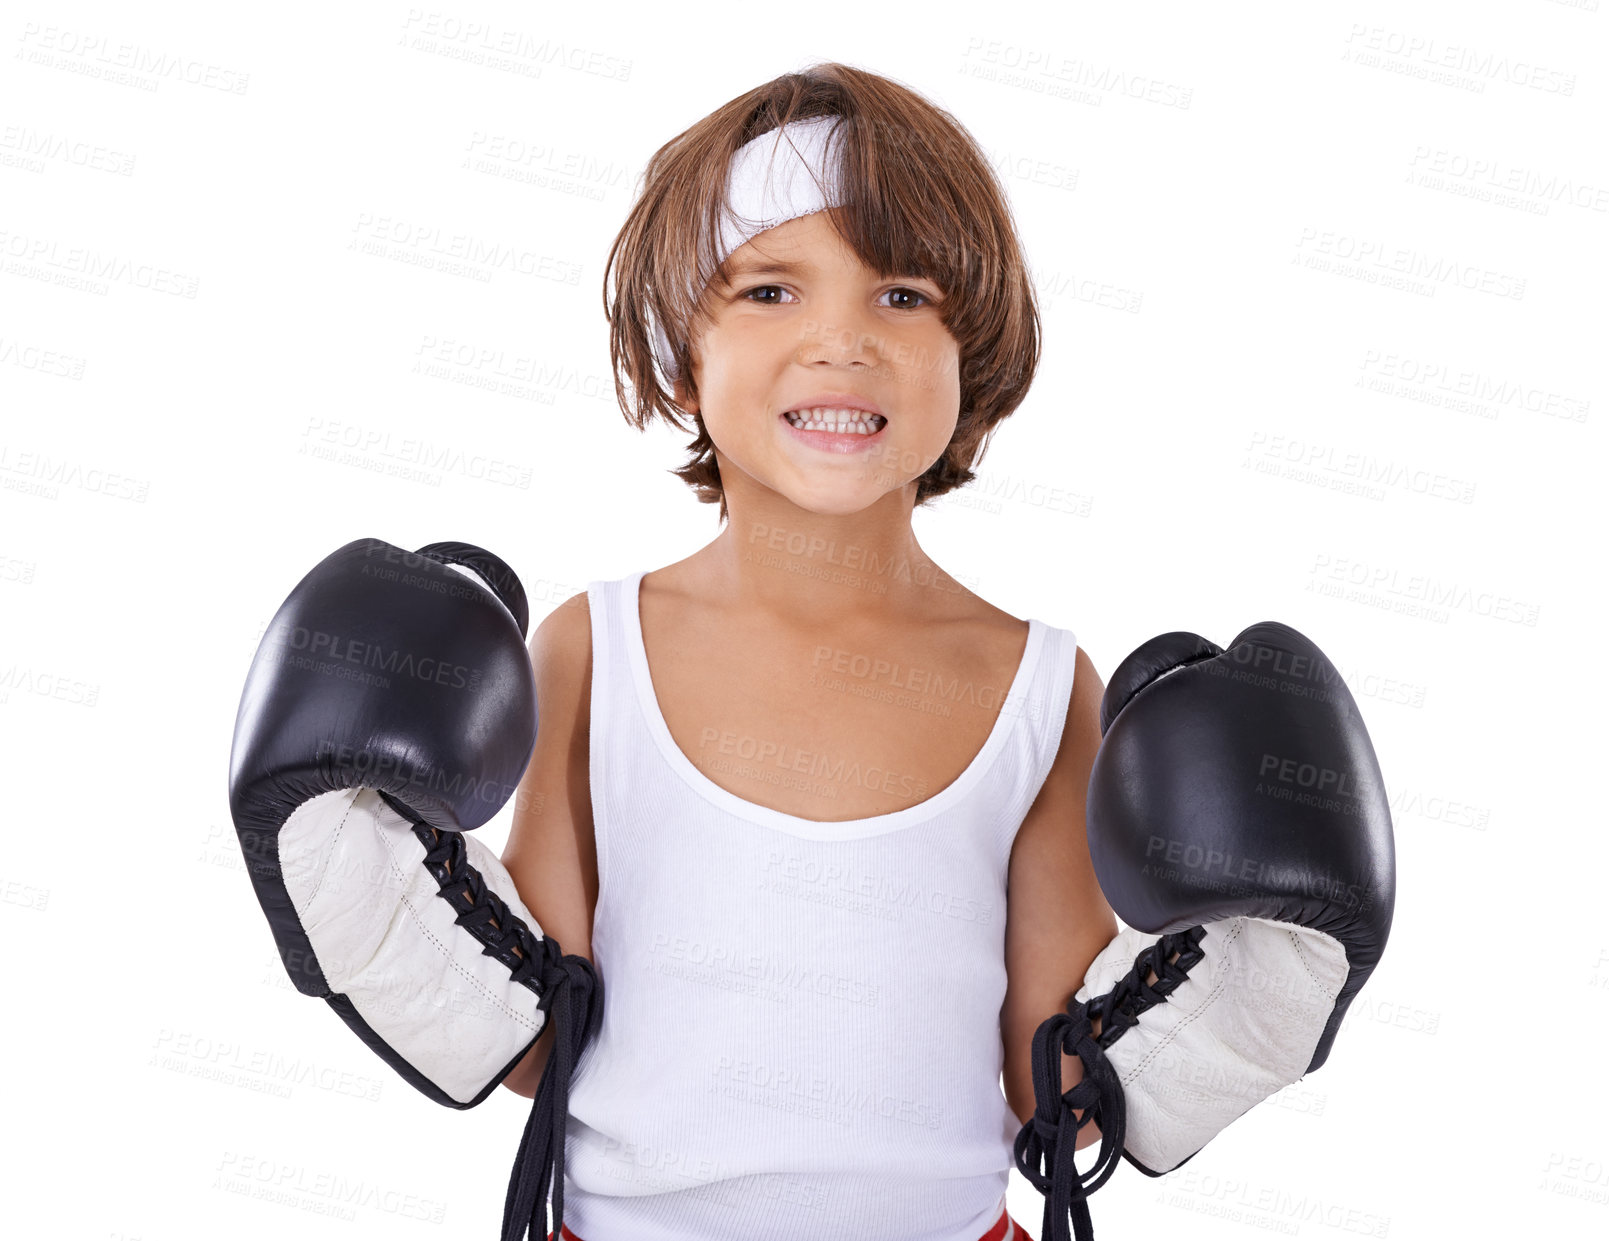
[
  {"xmin": 1001, "ymin": 644, "xmax": 1118, "ymax": 1150},
  {"xmin": 499, "ymin": 590, "xmax": 599, "ymax": 1099}
]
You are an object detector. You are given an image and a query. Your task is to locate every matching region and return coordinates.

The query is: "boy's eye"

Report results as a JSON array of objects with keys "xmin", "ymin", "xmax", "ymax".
[
  {"xmin": 741, "ymin": 284, "xmax": 934, "ymax": 309},
  {"xmin": 884, "ymin": 287, "xmax": 930, "ymax": 311}
]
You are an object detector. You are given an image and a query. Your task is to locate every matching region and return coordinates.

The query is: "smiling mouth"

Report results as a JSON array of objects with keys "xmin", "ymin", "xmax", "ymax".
[{"xmin": 781, "ymin": 409, "xmax": 888, "ymax": 434}]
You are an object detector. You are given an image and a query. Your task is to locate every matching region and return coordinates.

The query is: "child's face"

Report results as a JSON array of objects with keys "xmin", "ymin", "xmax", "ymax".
[{"xmin": 674, "ymin": 209, "xmax": 961, "ymax": 517}]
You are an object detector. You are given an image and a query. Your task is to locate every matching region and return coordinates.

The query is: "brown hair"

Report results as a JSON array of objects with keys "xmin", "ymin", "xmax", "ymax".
[{"xmin": 603, "ymin": 61, "xmax": 1042, "ymax": 524}]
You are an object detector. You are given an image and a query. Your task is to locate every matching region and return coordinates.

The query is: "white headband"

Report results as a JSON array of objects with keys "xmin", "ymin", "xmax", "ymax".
[{"xmin": 650, "ymin": 115, "xmax": 848, "ymax": 384}]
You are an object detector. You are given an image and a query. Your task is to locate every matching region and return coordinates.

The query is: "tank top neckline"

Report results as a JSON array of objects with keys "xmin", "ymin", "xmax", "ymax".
[{"xmin": 617, "ymin": 567, "xmax": 1048, "ymax": 836}]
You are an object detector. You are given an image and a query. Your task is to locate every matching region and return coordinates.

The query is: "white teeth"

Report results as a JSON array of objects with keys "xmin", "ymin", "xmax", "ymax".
[{"xmin": 784, "ymin": 406, "xmax": 886, "ymax": 433}]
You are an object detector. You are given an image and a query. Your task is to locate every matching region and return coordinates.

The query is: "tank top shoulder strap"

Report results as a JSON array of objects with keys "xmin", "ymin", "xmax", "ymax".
[
  {"xmin": 1030, "ymin": 621, "xmax": 1081, "ymax": 757},
  {"xmin": 989, "ymin": 620, "xmax": 1081, "ymax": 853},
  {"xmin": 582, "ymin": 572, "xmax": 645, "ymax": 866},
  {"xmin": 583, "ymin": 572, "xmax": 627, "ymax": 708}
]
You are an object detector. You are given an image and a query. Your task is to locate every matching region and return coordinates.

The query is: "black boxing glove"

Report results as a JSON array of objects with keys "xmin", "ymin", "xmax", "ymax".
[
  {"xmin": 227, "ymin": 537, "xmax": 599, "ymax": 1241},
  {"xmin": 1015, "ymin": 623, "xmax": 1395, "ymax": 1241}
]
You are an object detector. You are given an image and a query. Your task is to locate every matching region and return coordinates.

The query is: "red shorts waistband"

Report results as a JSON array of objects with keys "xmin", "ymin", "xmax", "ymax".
[{"xmin": 547, "ymin": 1197, "xmax": 1019, "ymax": 1241}]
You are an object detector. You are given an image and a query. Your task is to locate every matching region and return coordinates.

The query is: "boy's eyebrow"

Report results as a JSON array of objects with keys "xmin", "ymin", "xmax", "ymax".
[
  {"xmin": 723, "ymin": 258, "xmax": 812, "ymax": 278},
  {"xmin": 720, "ymin": 257, "xmax": 943, "ymax": 288}
]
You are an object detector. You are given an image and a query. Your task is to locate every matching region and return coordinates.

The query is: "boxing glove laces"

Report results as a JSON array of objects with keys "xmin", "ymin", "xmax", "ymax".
[
  {"xmin": 1013, "ymin": 623, "xmax": 1396, "ymax": 1241},
  {"xmin": 227, "ymin": 537, "xmax": 600, "ymax": 1241}
]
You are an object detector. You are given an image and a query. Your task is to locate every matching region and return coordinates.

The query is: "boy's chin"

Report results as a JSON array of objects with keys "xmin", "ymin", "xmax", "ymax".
[{"xmin": 772, "ymin": 476, "xmax": 911, "ymax": 518}]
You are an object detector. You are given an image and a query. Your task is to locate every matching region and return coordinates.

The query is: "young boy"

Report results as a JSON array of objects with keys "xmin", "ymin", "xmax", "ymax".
[
  {"xmin": 229, "ymin": 60, "xmax": 1390, "ymax": 1241},
  {"xmin": 500, "ymin": 64, "xmax": 1114, "ymax": 1240}
]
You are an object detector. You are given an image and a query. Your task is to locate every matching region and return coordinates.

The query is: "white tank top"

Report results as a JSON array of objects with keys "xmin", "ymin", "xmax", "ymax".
[{"xmin": 559, "ymin": 570, "xmax": 1080, "ymax": 1241}]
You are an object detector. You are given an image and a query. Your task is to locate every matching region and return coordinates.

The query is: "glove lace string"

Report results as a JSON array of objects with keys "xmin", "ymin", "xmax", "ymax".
[
  {"xmin": 399, "ymin": 808, "xmax": 604, "ymax": 1241},
  {"xmin": 1011, "ymin": 925, "xmax": 1208, "ymax": 1241},
  {"xmin": 1013, "ymin": 1003, "xmax": 1123, "ymax": 1241},
  {"xmin": 498, "ymin": 940, "xmax": 601, "ymax": 1241},
  {"xmin": 1089, "ymin": 926, "xmax": 1207, "ymax": 1045}
]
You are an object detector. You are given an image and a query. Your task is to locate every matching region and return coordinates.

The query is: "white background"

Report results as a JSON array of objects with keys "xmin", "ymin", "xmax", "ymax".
[{"xmin": 3, "ymin": 1, "xmax": 1606, "ymax": 1238}]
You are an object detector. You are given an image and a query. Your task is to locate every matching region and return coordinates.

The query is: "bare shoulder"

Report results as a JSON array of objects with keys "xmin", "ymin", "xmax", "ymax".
[
  {"xmin": 1062, "ymin": 645, "xmax": 1103, "ymax": 777},
  {"xmin": 529, "ymin": 588, "xmax": 592, "ymax": 681}
]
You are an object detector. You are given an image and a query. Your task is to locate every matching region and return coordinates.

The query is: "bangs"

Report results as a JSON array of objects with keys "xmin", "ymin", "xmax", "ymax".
[{"xmin": 685, "ymin": 111, "xmax": 990, "ymax": 347}]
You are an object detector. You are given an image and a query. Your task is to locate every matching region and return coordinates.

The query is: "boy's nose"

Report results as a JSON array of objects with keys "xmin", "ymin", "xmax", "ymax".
[{"xmin": 792, "ymin": 317, "xmax": 887, "ymax": 367}]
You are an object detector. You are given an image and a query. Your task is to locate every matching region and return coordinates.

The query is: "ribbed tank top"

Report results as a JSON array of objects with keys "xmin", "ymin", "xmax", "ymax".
[{"xmin": 559, "ymin": 570, "xmax": 1080, "ymax": 1241}]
